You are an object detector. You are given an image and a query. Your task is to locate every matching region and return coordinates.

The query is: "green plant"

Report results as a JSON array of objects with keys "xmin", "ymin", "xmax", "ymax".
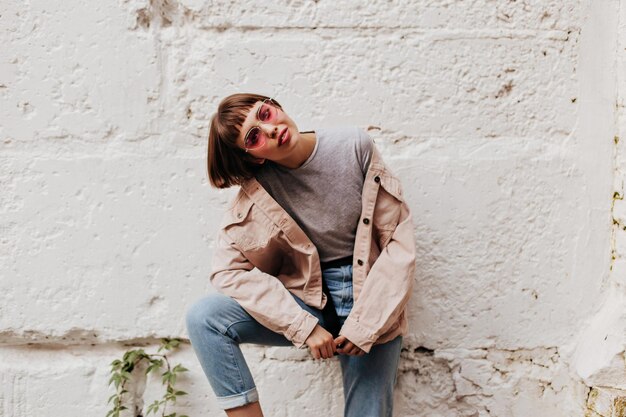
[{"xmin": 107, "ymin": 338, "xmax": 190, "ymax": 417}]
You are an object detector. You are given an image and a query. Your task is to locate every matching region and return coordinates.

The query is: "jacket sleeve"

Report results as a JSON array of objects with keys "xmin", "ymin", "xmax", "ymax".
[
  {"xmin": 209, "ymin": 229, "xmax": 320, "ymax": 349},
  {"xmin": 339, "ymin": 181, "xmax": 416, "ymax": 353}
]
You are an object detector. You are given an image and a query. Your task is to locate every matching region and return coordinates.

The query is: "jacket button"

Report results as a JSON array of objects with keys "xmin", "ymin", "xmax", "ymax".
[
  {"xmin": 374, "ymin": 176, "xmax": 380, "ymax": 183},
  {"xmin": 357, "ymin": 259, "xmax": 364, "ymax": 266},
  {"xmin": 363, "ymin": 218, "xmax": 370, "ymax": 225},
  {"xmin": 237, "ymin": 213, "xmax": 242, "ymax": 218}
]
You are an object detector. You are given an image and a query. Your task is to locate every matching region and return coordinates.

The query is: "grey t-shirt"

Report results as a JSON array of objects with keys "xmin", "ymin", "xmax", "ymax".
[{"xmin": 255, "ymin": 126, "xmax": 373, "ymax": 262}]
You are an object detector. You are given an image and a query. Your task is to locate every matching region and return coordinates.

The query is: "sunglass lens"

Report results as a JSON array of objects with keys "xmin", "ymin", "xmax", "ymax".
[
  {"xmin": 245, "ymin": 127, "xmax": 263, "ymax": 149},
  {"xmin": 258, "ymin": 103, "xmax": 274, "ymax": 122}
]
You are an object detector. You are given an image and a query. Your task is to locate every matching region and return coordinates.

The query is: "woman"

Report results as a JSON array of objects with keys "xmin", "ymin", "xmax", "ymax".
[{"xmin": 185, "ymin": 93, "xmax": 416, "ymax": 417}]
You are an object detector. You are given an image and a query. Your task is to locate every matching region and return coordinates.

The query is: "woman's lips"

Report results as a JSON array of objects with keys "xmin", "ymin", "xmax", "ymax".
[{"xmin": 278, "ymin": 128, "xmax": 290, "ymax": 146}]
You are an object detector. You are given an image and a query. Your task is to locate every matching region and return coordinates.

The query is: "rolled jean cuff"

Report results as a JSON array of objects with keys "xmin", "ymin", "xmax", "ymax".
[{"xmin": 216, "ymin": 387, "xmax": 259, "ymax": 410}]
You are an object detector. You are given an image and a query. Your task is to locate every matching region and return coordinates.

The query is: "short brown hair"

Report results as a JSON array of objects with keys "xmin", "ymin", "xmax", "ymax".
[{"xmin": 206, "ymin": 93, "xmax": 283, "ymax": 188}]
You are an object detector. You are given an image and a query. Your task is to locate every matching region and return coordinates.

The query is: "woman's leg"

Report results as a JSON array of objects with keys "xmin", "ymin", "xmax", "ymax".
[
  {"xmin": 338, "ymin": 336, "xmax": 403, "ymax": 417},
  {"xmin": 322, "ymin": 264, "xmax": 403, "ymax": 417},
  {"xmin": 221, "ymin": 401, "xmax": 264, "ymax": 417},
  {"xmin": 185, "ymin": 292, "xmax": 334, "ymax": 415}
]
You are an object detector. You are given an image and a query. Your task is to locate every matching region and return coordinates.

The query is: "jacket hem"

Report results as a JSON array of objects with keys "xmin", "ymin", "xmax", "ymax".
[
  {"xmin": 286, "ymin": 310, "xmax": 319, "ymax": 348},
  {"xmin": 339, "ymin": 316, "xmax": 377, "ymax": 353}
]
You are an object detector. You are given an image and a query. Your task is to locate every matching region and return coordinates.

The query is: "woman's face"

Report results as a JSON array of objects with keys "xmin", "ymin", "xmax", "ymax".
[{"xmin": 236, "ymin": 99, "xmax": 301, "ymax": 163}]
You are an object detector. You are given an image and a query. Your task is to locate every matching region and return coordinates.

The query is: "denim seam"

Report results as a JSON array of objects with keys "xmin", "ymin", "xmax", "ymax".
[
  {"xmin": 216, "ymin": 325, "xmax": 247, "ymax": 393},
  {"xmin": 342, "ymin": 265, "xmax": 352, "ymax": 317},
  {"xmin": 391, "ymin": 337, "xmax": 402, "ymax": 388},
  {"xmin": 342, "ymin": 266, "xmax": 347, "ymax": 307}
]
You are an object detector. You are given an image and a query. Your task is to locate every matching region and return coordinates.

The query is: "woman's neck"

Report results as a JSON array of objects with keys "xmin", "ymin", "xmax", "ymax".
[{"xmin": 276, "ymin": 131, "xmax": 317, "ymax": 169}]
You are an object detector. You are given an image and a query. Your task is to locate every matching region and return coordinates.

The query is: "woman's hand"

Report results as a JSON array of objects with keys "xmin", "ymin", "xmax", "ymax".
[
  {"xmin": 334, "ymin": 335, "xmax": 365, "ymax": 356},
  {"xmin": 304, "ymin": 324, "xmax": 337, "ymax": 359}
]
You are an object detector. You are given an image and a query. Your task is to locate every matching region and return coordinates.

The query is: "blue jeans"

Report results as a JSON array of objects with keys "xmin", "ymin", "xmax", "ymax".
[{"xmin": 185, "ymin": 265, "xmax": 403, "ymax": 417}]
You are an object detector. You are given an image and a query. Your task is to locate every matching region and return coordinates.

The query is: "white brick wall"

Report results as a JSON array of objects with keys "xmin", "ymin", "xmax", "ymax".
[
  {"xmin": 573, "ymin": 2, "xmax": 626, "ymax": 416},
  {"xmin": 1, "ymin": 0, "xmax": 623, "ymax": 416}
]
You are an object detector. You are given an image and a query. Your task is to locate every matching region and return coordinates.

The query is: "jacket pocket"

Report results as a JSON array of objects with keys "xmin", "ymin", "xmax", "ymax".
[
  {"xmin": 224, "ymin": 196, "xmax": 277, "ymax": 252},
  {"xmin": 372, "ymin": 171, "xmax": 404, "ymax": 248},
  {"xmin": 379, "ymin": 172, "xmax": 403, "ymax": 202},
  {"xmin": 374, "ymin": 172, "xmax": 403, "ymax": 226},
  {"xmin": 221, "ymin": 194, "xmax": 254, "ymax": 227}
]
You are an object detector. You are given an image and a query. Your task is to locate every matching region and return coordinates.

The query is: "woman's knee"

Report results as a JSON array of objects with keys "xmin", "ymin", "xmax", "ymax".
[{"xmin": 185, "ymin": 292, "xmax": 234, "ymax": 334}]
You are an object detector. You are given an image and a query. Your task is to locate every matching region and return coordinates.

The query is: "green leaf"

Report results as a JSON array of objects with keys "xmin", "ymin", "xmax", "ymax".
[
  {"xmin": 161, "ymin": 371, "xmax": 173, "ymax": 385},
  {"xmin": 172, "ymin": 364, "xmax": 189, "ymax": 373},
  {"xmin": 113, "ymin": 376, "xmax": 121, "ymax": 390},
  {"xmin": 145, "ymin": 364, "xmax": 156, "ymax": 374},
  {"xmin": 161, "ymin": 371, "xmax": 177, "ymax": 385},
  {"xmin": 146, "ymin": 401, "xmax": 159, "ymax": 415},
  {"xmin": 159, "ymin": 338, "xmax": 181, "ymax": 352},
  {"xmin": 107, "ymin": 393, "xmax": 117, "ymax": 404},
  {"xmin": 174, "ymin": 390, "xmax": 188, "ymax": 396},
  {"xmin": 157, "ymin": 339, "xmax": 169, "ymax": 352},
  {"xmin": 121, "ymin": 361, "xmax": 135, "ymax": 373}
]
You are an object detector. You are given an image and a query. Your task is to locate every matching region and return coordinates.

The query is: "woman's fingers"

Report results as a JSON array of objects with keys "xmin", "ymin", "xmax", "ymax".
[
  {"xmin": 326, "ymin": 342, "xmax": 335, "ymax": 358},
  {"xmin": 322, "ymin": 336, "xmax": 334, "ymax": 358},
  {"xmin": 311, "ymin": 334, "xmax": 366, "ymax": 358},
  {"xmin": 312, "ymin": 347, "xmax": 321, "ymax": 360},
  {"xmin": 339, "ymin": 341, "xmax": 355, "ymax": 355},
  {"xmin": 307, "ymin": 325, "xmax": 339, "ymax": 360},
  {"xmin": 328, "ymin": 344, "xmax": 335, "ymax": 358},
  {"xmin": 335, "ymin": 336, "xmax": 347, "ymax": 353},
  {"xmin": 313, "ymin": 340, "xmax": 335, "ymax": 359},
  {"xmin": 339, "ymin": 341, "xmax": 365, "ymax": 356},
  {"xmin": 320, "ymin": 344, "xmax": 330, "ymax": 359}
]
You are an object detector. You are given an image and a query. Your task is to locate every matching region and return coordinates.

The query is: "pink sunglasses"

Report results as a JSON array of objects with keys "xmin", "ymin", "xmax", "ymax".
[{"xmin": 243, "ymin": 98, "xmax": 280, "ymax": 151}]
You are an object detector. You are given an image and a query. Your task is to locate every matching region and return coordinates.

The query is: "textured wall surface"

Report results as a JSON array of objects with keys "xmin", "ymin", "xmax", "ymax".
[
  {"xmin": 0, "ymin": 0, "xmax": 623, "ymax": 416},
  {"xmin": 578, "ymin": 1, "xmax": 626, "ymax": 416}
]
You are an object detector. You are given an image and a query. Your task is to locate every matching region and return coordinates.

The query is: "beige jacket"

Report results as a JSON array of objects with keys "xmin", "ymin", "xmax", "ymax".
[{"xmin": 210, "ymin": 144, "xmax": 416, "ymax": 353}]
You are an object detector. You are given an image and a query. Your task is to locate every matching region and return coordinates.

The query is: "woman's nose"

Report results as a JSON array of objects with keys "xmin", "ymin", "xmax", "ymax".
[{"xmin": 261, "ymin": 124, "xmax": 278, "ymax": 139}]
